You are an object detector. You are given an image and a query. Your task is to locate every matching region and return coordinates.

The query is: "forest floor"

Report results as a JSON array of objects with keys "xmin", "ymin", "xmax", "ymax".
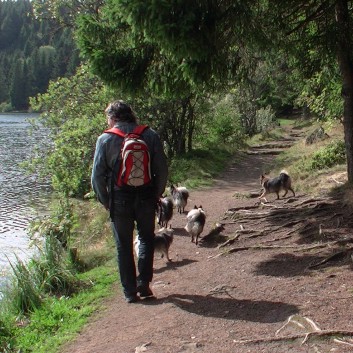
[{"xmin": 61, "ymin": 125, "xmax": 353, "ymax": 353}]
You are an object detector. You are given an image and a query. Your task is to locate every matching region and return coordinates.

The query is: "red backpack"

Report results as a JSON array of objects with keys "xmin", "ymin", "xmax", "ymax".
[{"xmin": 105, "ymin": 125, "xmax": 152, "ymax": 187}]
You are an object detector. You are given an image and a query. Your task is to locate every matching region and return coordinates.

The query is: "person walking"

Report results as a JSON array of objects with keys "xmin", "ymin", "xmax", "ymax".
[{"xmin": 91, "ymin": 100, "xmax": 168, "ymax": 303}]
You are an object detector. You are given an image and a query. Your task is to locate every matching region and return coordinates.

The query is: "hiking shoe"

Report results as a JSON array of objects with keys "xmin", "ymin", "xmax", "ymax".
[
  {"xmin": 125, "ymin": 294, "xmax": 140, "ymax": 303},
  {"xmin": 137, "ymin": 285, "xmax": 154, "ymax": 298}
]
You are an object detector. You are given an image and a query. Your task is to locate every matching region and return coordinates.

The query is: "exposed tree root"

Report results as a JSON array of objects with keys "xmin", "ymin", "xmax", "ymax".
[
  {"xmin": 218, "ymin": 196, "xmax": 353, "ymax": 268},
  {"xmin": 307, "ymin": 247, "xmax": 353, "ymax": 269},
  {"xmin": 214, "ymin": 241, "xmax": 350, "ymax": 258},
  {"xmin": 234, "ymin": 315, "xmax": 353, "ymax": 346}
]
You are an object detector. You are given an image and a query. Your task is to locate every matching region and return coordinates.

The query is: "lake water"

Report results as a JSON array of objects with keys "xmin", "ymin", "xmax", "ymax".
[{"xmin": 0, "ymin": 113, "xmax": 51, "ymax": 290}]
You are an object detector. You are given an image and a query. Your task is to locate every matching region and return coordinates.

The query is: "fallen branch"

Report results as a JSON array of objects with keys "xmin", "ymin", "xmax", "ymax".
[
  {"xmin": 275, "ymin": 315, "xmax": 320, "ymax": 337},
  {"xmin": 233, "ymin": 330, "xmax": 353, "ymax": 345},
  {"xmin": 218, "ymin": 234, "xmax": 241, "ymax": 249},
  {"xmin": 226, "ymin": 205, "xmax": 262, "ymax": 212},
  {"xmin": 218, "ymin": 229, "xmax": 269, "ymax": 249}
]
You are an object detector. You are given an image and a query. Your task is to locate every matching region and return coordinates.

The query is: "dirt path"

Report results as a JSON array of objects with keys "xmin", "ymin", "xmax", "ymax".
[{"xmin": 61, "ymin": 130, "xmax": 353, "ymax": 353}]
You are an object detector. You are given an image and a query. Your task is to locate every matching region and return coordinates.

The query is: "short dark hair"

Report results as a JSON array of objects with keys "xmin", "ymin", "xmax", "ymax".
[{"xmin": 105, "ymin": 100, "xmax": 137, "ymax": 123}]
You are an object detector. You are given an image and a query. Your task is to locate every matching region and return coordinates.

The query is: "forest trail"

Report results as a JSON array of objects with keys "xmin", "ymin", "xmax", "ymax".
[{"xmin": 61, "ymin": 125, "xmax": 353, "ymax": 353}]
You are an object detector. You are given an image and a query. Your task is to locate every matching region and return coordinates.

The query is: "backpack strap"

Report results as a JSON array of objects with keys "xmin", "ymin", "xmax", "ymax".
[
  {"xmin": 104, "ymin": 125, "xmax": 148, "ymax": 137},
  {"xmin": 132, "ymin": 125, "xmax": 149, "ymax": 135},
  {"xmin": 104, "ymin": 127, "xmax": 126, "ymax": 137}
]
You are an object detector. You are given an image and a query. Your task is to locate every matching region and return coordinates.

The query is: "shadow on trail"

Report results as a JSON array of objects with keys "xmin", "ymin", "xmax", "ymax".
[
  {"xmin": 254, "ymin": 253, "xmax": 324, "ymax": 277},
  {"xmin": 143, "ymin": 293, "xmax": 299, "ymax": 323},
  {"xmin": 154, "ymin": 258, "xmax": 198, "ymax": 274},
  {"xmin": 172, "ymin": 227, "xmax": 189, "ymax": 237},
  {"xmin": 224, "ymin": 188, "xmax": 353, "ymax": 274}
]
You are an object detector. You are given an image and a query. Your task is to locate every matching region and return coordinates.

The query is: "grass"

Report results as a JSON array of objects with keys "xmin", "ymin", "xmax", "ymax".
[
  {"xmin": 1, "ymin": 264, "xmax": 117, "ymax": 353},
  {"xmin": 168, "ymin": 147, "xmax": 233, "ymax": 189},
  {"xmin": 15, "ymin": 265, "xmax": 116, "ymax": 353}
]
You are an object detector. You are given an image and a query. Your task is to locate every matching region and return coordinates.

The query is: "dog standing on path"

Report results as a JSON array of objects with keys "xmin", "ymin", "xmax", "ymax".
[
  {"xmin": 184, "ymin": 205, "xmax": 206, "ymax": 245},
  {"xmin": 259, "ymin": 170, "xmax": 295, "ymax": 202},
  {"xmin": 134, "ymin": 227, "xmax": 174, "ymax": 262},
  {"xmin": 170, "ymin": 184, "xmax": 189, "ymax": 214},
  {"xmin": 156, "ymin": 196, "xmax": 174, "ymax": 227}
]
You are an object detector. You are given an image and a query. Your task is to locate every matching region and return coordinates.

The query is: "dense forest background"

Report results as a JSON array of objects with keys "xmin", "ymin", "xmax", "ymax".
[{"xmin": 0, "ymin": 0, "xmax": 79, "ymax": 111}]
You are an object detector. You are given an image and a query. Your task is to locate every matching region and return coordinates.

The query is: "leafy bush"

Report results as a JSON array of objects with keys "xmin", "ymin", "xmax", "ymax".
[
  {"xmin": 296, "ymin": 67, "xmax": 343, "ymax": 121},
  {"xmin": 255, "ymin": 105, "xmax": 279, "ymax": 134},
  {"xmin": 309, "ymin": 140, "xmax": 346, "ymax": 170},
  {"xmin": 28, "ymin": 65, "xmax": 115, "ymax": 198},
  {"xmin": 203, "ymin": 95, "xmax": 246, "ymax": 148},
  {"xmin": 29, "ymin": 198, "xmax": 77, "ymax": 250},
  {"xmin": 0, "ymin": 102, "xmax": 13, "ymax": 112}
]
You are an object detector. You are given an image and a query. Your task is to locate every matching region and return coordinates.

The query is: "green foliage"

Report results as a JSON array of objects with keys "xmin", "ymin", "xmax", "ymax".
[
  {"xmin": 0, "ymin": 316, "xmax": 15, "ymax": 352},
  {"xmin": 295, "ymin": 67, "xmax": 343, "ymax": 121},
  {"xmin": 134, "ymin": 95, "xmax": 200, "ymax": 156},
  {"xmin": 29, "ymin": 198, "xmax": 77, "ymax": 249},
  {"xmin": 255, "ymin": 105, "xmax": 279, "ymax": 134},
  {"xmin": 31, "ymin": 235, "xmax": 79, "ymax": 297},
  {"xmin": 168, "ymin": 148, "xmax": 232, "ymax": 189},
  {"xmin": 28, "ymin": 66, "xmax": 114, "ymax": 197},
  {"xmin": 201, "ymin": 94, "xmax": 246, "ymax": 149},
  {"xmin": 0, "ymin": 101, "xmax": 13, "ymax": 112},
  {"xmin": 0, "ymin": 197, "xmax": 83, "ymax": 323},
  {"xmin": 98, "ymin": 0, "xmax": 258, "ymax": 87},
  {"xmin": 6, "ymin": 255, "xmax": 43, "ymax": 316},
  {"xmin": 309, "ymin": 140, "xmax": 346, "ymax": 170}
]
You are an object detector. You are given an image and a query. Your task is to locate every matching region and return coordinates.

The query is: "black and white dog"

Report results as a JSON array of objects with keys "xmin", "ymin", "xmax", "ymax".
[
  {"xmin": 134, "ymin": 227, "xmax": 174, "ymax": 262},
  {"xmin": 184, "ymin": 205, "xmax": 206, "ymax": 245},
  {"xmin": 156, "ymin": 196, "xmax": 174, "ymax": 227}
]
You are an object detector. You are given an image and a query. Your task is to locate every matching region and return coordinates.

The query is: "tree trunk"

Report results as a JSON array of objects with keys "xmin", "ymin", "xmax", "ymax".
[{"xmin": 335, "ymin": 0, "xmax": 353, "ymax": 184}]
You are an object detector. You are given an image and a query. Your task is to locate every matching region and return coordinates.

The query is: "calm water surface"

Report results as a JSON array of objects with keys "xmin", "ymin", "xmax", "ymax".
[{"xmin": 0, "ymin": 113, "xmax": 51, "ymax": 289}]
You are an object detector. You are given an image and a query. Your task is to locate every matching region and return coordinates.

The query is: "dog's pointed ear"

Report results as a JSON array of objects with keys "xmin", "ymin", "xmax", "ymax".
[{"xmin": 194, "ymin": 205, "xmax": 197, "ymax": 209}]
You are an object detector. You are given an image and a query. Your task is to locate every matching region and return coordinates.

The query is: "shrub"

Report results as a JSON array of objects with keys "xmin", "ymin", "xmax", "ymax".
[
  {"xmin": 255, "ymin": 105, "xmax": 279, "ymax": 134},
  {"xmin": 309, "ymin": 140, "xmax": 346, "ymax": 170},
  {"xmin": 29, "ymin": 197, "xmax": 77, "ymax": 250}
]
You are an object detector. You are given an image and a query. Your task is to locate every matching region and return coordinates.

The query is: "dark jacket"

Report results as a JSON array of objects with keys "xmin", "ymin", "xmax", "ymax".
[{"xmin": 91, "ymin": 122, "xmax": 168, "ymax": 208}]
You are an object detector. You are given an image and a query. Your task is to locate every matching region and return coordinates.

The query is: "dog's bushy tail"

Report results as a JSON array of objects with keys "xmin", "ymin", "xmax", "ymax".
[{"xmin": 279, "ymin": 170, "xmax": 289, "ymax": 182}]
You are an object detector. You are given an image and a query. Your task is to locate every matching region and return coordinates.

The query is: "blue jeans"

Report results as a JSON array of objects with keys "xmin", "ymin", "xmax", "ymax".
[{"xmin": 111, "ymin": 190, "xmax": 156, "ymax": 297}]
